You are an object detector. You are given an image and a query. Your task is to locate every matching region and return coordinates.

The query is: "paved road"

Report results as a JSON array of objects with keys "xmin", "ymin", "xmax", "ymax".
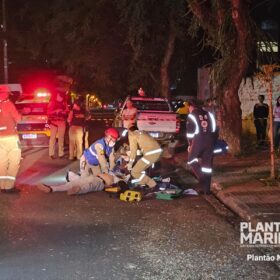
[{"xmin": 0, "ymin": 145, "xmax": 279, "ymax": 279}]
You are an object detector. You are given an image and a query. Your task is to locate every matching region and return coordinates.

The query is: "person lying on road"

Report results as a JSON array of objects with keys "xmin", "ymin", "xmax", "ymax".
[{"xmin": 37, "ymin": 172, "xmax": 127, "ymax": 196}]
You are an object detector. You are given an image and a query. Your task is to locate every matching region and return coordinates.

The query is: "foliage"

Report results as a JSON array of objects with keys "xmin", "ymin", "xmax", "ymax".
[
  {"xmin": 115, "ymin": 0, "xmax": 188, "ymax": 95},
  {"xmin": 8, "ymin": 0, "xmax": 131, "ymax": 101},
  {"xmin": 187, "ymin": 1, "xmax": 259, "ymax": 89}
]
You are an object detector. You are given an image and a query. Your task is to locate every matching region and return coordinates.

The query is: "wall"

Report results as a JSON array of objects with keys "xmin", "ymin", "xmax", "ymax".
[{"xmin": 238, "ymin": 72, "xmax": 280, "ymax": 135}]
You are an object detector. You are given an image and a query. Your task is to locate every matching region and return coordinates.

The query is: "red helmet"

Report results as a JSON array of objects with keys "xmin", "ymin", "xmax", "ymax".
[{"xmin": 105, "ymin": 128, "xmax": 119, "ymax": 140}]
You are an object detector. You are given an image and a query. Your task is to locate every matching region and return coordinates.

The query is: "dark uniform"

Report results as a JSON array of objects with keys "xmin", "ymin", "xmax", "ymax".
[
  {"xmin": 186, "ymin": 107, "xmax": 217, "ymax": 194},
  {"xmin": 47, "ymin": 96, "xmax": 68, "ymax": 158},
  {"xmin": 253, "ymin": 99, "xmax": 269, "ymax": 146},
  {"xmin": 68, "ymin": 105, "xmax": 88, "ymax": 160}
]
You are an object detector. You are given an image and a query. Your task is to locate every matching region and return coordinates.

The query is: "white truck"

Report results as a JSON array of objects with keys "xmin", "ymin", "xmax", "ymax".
[{"xmin": 114, "ymin": 96, "xmax": 181, "ymax": 144}]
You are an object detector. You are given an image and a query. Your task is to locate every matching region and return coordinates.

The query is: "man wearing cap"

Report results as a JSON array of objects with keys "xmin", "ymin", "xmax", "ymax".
[
  {"xmin": 186, "ymin": 99, "xmax": 217, "ymax": 195},
  {"xmin": 37, "ymin": 172, "xmax": 118, "ymax": 195},
  {"xmin": 0, "ymin": 85, "xmax": 22, "ymax": 193}
]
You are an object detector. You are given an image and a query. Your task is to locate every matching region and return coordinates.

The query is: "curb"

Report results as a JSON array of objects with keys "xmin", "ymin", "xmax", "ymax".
[
  {"xmin": 211, "ymin": 181, "xmax": 256, "ymax": 223},
  {"xmin": 174, "ymin": 155, "xmax": 263, "ymax": 224}
]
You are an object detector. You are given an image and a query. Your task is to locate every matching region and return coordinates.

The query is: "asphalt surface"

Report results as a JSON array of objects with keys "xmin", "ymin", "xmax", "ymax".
[{"xmin": 0, "ymin": 119, "xmax": 279, "ymax": 279}]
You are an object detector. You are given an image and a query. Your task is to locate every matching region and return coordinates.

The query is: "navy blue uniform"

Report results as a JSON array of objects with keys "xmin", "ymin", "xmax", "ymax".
[{"xmin": 186, "ymin": 107, "xmax": 217, "ymax": 194}]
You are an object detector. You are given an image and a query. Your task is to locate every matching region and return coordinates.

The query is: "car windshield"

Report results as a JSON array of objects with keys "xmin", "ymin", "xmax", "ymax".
[
  {"xmin": 15, "ymin": 102, "xmax": 48, "ymax": 115},
  {"xmin": 130, "ymin": 100, "xmax": 170, "ymax": 111}
]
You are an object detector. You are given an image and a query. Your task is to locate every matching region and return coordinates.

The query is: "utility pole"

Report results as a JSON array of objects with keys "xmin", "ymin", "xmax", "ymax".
[{"xmin": 2, "ymin": 0, "xmax": 8, "ymax": 83}]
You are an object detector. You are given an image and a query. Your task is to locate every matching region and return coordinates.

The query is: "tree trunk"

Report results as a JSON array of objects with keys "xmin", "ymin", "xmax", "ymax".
[
  {"xmin": 218, "ymin": 86, "xmax": 242, "ymax": 155},
  {"xmin": 217, "ymin": 0, "xmax": 250, "ymax": 154},
  {"xmin": 160, "ymin": 20, "xmax": 176, "ymax": 98}
]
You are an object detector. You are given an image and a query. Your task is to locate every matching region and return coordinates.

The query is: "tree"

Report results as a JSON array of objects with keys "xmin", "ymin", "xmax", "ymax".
[
  {"xmin": 8, "ymin": 0, "xmax": 131, "ymax": 102},
  {"xmin": 116, "ymin": 0, "xmax": 188, "ymax": 97},
  {"xmin": 187, "ymin": 0, "xmax": 256, "ymax": 154}
]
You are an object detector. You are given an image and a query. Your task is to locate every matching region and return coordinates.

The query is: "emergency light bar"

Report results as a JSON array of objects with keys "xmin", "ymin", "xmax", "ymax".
[{"xmin": 36, "ymin": 92, "xmax": 49, "ymax": 97}]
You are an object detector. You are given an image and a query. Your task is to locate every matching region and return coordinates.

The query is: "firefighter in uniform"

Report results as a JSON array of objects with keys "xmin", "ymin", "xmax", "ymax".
[
  {"xmin": 47, "ymin": 91, "xmax": 68, "ymax": 159},
  {"xmin": 67, "ymin": 96, "xmax": 89, "ymax": 160},
  {"xmin": 186, "ymin": 99, "xmax": 217, "ymax": 195},
  {"xmin": 127, "ymin": 126, "xmax": 162, "ymax": 189},
  {"xmin": 0, "ymin": 85, "xmax": 22, "ymax": 193},
  {"xmin": 80, "ymin": 128, "xmax": 119, "ymax": 177}
]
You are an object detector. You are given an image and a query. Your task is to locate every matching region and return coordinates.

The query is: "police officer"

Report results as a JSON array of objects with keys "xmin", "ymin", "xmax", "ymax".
[
  {"xmin": 127, "ymin": 125, "xmax": 162, "ymax": 189},
  {"xmin": 47, "ymin": 91, "xmax": 69, "ymax": 159},
  {"xmin": 80, "ymin": 127, "xmax": 119, "ymax": 177},
  {"xmin": 67, "ymin": 96, "xmax": 89, "ymax": 160},
  {"xmin": 0, "ymin": 85, "xmax": 22, "ymax": 193},
  {"xmin": 186, "ymin": 99, "xmax": 217, "ymax": 195}
]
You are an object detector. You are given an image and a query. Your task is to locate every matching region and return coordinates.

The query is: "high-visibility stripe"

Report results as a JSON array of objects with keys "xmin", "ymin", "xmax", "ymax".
[
  {"xmin": 187, "ymin": 158, "xmax": 198, "ymax": 165},
  {"xmin": 131, "ymin": 173, "xmax": 145, "ymax": 183},
  {"xmin": 0, "ymin": 126, "xmax": 7, "ymax": 130},
  {"xmin": 201, "ymin": 167, "xmax": 212, "ymax": 173},
  {"xmin": 0, "ymin": 176, "xmax": 16, "ymax": 180},
  {"xmin": 186, "ymin": 133, "xmax": 195, "ymax": 138},
  {"xmin": 188, "ymin": 114, "xmax": 199, "ymax": 135},
  {"xmin": 213, "ymin": 148, "xmax": 222, "ymax": 154},
  {"xmin": 141, "ymin": 157, "xmax": 150, "ymax": 165},
  {"xmin": 208, "ymin": 112, "xmax": 216, "ymax": 132},
  {"xmin": 145, "ymin": 148, "xmax": 162, "ymax": 156},
  {"xmin": 89, "ymin": 146, "xmax": 97, "ymax": 157},
  {"xmin": 122, "ymin": 129, "xmax": 128, "ymax": 137}
]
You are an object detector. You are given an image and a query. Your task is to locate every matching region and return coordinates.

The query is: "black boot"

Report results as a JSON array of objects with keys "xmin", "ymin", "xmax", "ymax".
[{"xmin": 3, "ymin": 187, "xmax": 21, "ymax": 193}]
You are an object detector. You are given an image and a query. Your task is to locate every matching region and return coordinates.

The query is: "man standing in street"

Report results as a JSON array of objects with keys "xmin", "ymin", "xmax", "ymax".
[
  {"xmin": 253, "ymin": 95, "xmax": 269, "ymax": 147},
  {"xmin": 186, "ymin": 99, "xmax": 217, "ymax": 195},
  {"xmin": 47, "ymin": 91, "xmax": 69, "ymax": 159},
  {"xmin": 67, "ymin": 96, "xmax": 89, "ymax": 160},
  {"xmin": 0, "ymin": 85, "xmax": 22, "ymax": 193},
  {"xmin": 121, "ymin": 99, "xmax": 137, "ymax": 129}
]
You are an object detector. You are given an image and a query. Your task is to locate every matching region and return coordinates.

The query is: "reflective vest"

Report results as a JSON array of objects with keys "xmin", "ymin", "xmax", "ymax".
[
  {"xmin": 186, "ymin": 108, "xmax": 216, "ymax": 140},
  {"xmin": 83, "ymin": 138, "xmax": 113, "ymax": 166}
]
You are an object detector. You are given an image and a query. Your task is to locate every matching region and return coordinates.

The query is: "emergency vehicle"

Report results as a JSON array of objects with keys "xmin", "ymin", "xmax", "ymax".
[
  {"xmin": 114, "ymin": 96, "xmax": 180, "ymax": 143},
  {"xmin": 15, "ymin": 88, "xmax": 51, "ymax": 147}
]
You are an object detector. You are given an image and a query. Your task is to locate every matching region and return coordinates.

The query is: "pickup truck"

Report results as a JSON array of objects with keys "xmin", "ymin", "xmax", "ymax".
[{"xmin": 113, "ymin": 96, "xmax": 180, "ymax": 143}]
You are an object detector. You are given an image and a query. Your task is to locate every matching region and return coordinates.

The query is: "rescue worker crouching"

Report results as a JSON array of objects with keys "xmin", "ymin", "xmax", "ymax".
[
  {"xmin": 67, "ymin": 96, "xmax": 89, "ymax": 160},
  {"xmin": 0, "ymin": 85, "xmax": 23, "ymax": 193},
  {"xmin": 80, "ymin": 128, "xmax": 119, "ymax": 177},
  {"xmin": 186, "ymin": 99, "xmax": 217, "ymax": 195},
  {"xmin": 127, "ymin": 125, "xmax": 162, "ymax": 189}
]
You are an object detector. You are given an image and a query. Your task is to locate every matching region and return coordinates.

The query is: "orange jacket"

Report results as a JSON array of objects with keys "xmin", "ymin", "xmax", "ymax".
[{"xmin": 0, "ymin": 99, "xmax": 22, "ymax": 136}]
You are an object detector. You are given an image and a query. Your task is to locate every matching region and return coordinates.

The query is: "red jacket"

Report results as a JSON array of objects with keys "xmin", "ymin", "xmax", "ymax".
[{"xmin": 0, "ymin": 99, "xmax": 22, "ymax": 136}]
